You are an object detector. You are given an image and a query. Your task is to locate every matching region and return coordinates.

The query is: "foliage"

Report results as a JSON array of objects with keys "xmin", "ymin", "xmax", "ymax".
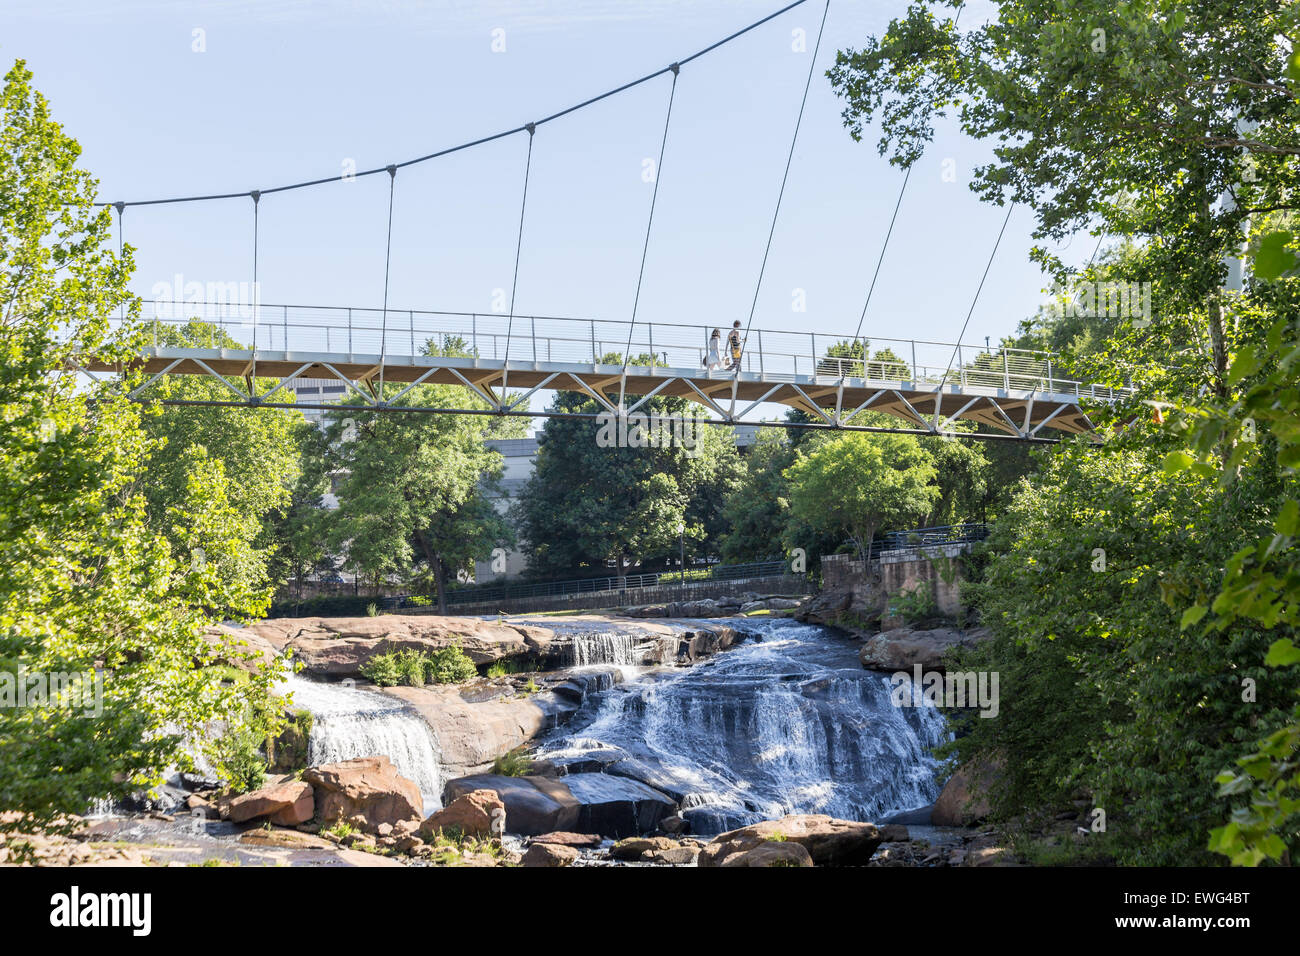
[
  {"xmin": 784, "ymin": 432, "xmax": 939, "ymax": 561},
  {"xmin": 515, "ymin": 355, "xmax": 742, "ymax": 579},
  {"xmin": 1164, "ymin": 273, "xmax": 1300, "ymax": 865},
  {"xmin": 137, "ymin": 319, "xmax": 304, "ymax": 617},
  {"xmin": 319, "ymin": 338, "xmax": 521, "ymax": 612},
  {"xmin": 359, "ymin": 645, "xmax": 478, "ymax": 687},
  {"xmin": 720, "ymin": 429, "xmax": 796, "ymax": 563},
  {"xmin": 491, "ymin": 748, "xmax": 535, "ymax": 777},
  {"xmin": 889, "ymin": 581, "xmax": 938, "ymax": 623},
  {"xmin": 213, "ymin": 726, "xmax": 268, "ymax": 794},
  {"xmin": 0, "ymin": 61, "xmax": 284, "ymax": 835}
]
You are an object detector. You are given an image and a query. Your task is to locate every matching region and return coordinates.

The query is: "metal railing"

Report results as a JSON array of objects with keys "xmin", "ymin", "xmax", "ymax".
[
  {"xmin": 385, "ymin": 559, "xmax": 798, "ymax": 609},
  {"xmin": 116, "ymin": 300, "xmax": 1134, "ymax": 402},
  {"xmin": 870, "ymin": 523, "xmax": 988, "ymax": 559}
]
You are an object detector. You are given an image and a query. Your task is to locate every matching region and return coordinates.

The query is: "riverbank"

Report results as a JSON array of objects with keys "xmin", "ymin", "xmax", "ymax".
[{"xmin": 7, "ymin": 611, "xmax": 1029, "ymax": 867}]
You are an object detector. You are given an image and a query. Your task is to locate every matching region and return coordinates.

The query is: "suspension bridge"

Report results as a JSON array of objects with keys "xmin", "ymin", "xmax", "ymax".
[{"xmin": 77, "ymin": 0, "xmax": 1131, "ymax": 442}]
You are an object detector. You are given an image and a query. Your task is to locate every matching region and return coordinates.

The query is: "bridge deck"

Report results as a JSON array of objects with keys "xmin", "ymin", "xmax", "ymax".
[{"xmin": 79, "ymin": 303, "xmax": 1131, "ymax": 438}]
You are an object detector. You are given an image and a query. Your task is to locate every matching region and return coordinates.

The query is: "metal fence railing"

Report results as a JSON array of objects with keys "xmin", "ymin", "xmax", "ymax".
[
  {"xmin": 383, "ymin": 559, "xmax": 797, "ymax": 610},
  {"xmin": 114, "ymin": 300, "xmax": 1134, "ymax": 402}
]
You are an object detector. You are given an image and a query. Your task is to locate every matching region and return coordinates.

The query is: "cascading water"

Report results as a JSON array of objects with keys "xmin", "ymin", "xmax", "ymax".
[
  {"xmin": 537, "ymin": 617, "xmax": 950, "ymax": 835},
  {"xmin": 569, "ymin": 631, "xmax": 643, "ymax": 667},
  {"xmin": 280, "ymin": 675, "xmax": 444, "ymax": 812}
]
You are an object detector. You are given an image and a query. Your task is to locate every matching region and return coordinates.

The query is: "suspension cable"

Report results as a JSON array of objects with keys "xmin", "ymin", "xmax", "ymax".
[
  {"xmin": 502, "ymin": 124, "xmax": 536, "ymax": 396},
  {"xmin": 93, "ymin": 1, "xmax": 809, "ymax": 210},
  {"xmin": 623, "ymin": 63, "xmax": 680, "ymax": 372},
  {"xmin": 738, "ymin": 0, "xmax": 831, "ymax": 370},
  {"xmin": 845, "ymin": 162, "xmax": 911, "ymax": 378},
  {"xmin": 379, "ymin": 165, "xmax": 397, "ymax": 398},
  {"xmin": 937, "ymin": 201, "xmax": 1015, "ymax": 392},
  {"xmin": 845, "ymin": 5, "xmax": 961, "ymax": 380}
]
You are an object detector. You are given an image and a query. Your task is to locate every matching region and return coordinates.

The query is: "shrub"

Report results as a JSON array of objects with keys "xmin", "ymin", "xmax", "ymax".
[
  {"xmin": 889, "ymin": 581, "xmax": 938, "ymax": 623},
  {"xmin": 492, "ymin": 749, "xmax": 534, "ymax": 777},
  {"xmin": 215, "ymin": 727, "xmax": 268, "ymax": 793},
  {"xmin": 360, "ymin": 653, "xmax": 403, "ymax": 687},
  {"xmin": 425, "ymin": 645, "xmax": 478, "ymax": 685},
  {"xmin": 360, "ymin": 645, "xmax": 478, "ymax": 687}
]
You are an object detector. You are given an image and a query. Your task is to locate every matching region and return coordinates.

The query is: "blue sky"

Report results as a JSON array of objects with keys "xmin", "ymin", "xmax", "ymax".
[{"xmin": 5, "ymin": 0, "xmax": 1096, "ymax": 414}]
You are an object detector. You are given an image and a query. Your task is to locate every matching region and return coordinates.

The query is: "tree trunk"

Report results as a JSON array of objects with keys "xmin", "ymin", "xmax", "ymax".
[{"xmin": 434, "ymin": 554, "xmax": 448, "ymax": 616}]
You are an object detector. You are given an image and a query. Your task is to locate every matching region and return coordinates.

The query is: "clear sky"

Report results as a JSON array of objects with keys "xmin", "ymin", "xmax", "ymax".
[{"xmin": 4, "ymin": 0, "xmax": 1097, "ymax": 420}]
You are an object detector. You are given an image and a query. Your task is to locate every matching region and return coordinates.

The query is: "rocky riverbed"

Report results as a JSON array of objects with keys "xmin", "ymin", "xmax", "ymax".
[{"xmin": 7, "ymin": 607, "xmax": 1026, "ymax": 867}]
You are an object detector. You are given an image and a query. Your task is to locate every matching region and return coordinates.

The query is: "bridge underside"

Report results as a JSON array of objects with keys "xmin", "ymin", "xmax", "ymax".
[{"xmin": 82, "ymin": 348, "xmax": 1101, "ymax": 440}]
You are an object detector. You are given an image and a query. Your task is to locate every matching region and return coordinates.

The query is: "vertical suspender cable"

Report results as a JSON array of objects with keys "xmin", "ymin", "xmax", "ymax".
[
  {"xmin": 379, "ymin": 165, "xmax": 397, "ymax": 399},
  {"xmin": 250, "ymin": 190, "xmax": 260, "ymax": 388},
  {"xmin": 623, "ymin": 63, "xmax": 680, "ymax": 372},
  {"xmin": 502, "ymin": 124, "xmax": 536, "ymax": 399},
  {"xmin": 114, "ymin": 202, "xmax": 125, "ymax": 325},
  {"xmin": 738, "ymin": 0, "xmax": 831, "ymax": 369}
]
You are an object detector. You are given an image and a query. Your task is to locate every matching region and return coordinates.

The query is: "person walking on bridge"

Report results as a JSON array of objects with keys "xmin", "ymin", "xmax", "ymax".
[
  {"xmin": 703, "ymin": 328, "xmax": 724, "ymax": 371},
  {"xmin": 726, "ymin": 320, "xmax": 743, "ymax": 371}
]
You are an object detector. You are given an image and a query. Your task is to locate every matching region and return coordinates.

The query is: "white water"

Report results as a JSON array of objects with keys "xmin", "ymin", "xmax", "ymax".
[
  {"xmin": 570, "ymin": 631, "xmax": 645, "ymax": 667},
  {"xmin": 539, "ymin": 618, "xmax": 951, "ymax": 835},
  {"xmin": 280, "ymin": 675, "xmax": 444, "ymax": 813}
]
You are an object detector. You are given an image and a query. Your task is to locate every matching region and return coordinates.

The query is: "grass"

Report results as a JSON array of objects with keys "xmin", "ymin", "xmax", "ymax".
[
  {"xmin": 323, "ymin": 820, "xmax": 355, "ymax": 840},
  {"xmin": 491, "ymin": 748, "xmax": 535, "ymax": 777},
  {"xmin": 485, "ymin": 657, "xmax": 538, "ymax": 678}
]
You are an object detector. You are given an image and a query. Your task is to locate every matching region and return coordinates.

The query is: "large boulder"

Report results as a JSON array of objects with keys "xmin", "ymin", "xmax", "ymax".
[
  {"xmin": 794, "ymin": 583, "xmax": 884, "ymax": 630},
  {"xmin": 858, "ymin": 626, "xmax": 992, "ymax": 672},
  {"xmin": 739, "ymin": 597, "xmax": 804, "ymax": 614},
  {"xmin": 303, "ymin": 756, "xmax": 423, "ymax": 832},
  {"xmin": 444, "ymin": 772, "xmax": 676, "ymax": 838},
  {"xmin": 931, "ymin": 761, "xmax": 999, "ymax": 826},
  {"xmin": 206, "ymin": 615, "xmax": 547, "ymax": 678},
  {"xmin": 720, "ymin": 841, "xmax": 813, "ymax": 867},
  {"xmin": 420, "ymin": 789, "xmax": 504, "ymax": 840},
  {"xmin": 699, "ymin": 815, "xmax": 882, "ymax": 867},
  {"xmin": 225, "ymin": 777, "xmax": 314, "ymax": 826},
  {"xmin": 384, "ymin": 684, "xmax": 578, "ymax": 779},
  {"xmin": 521, "ymin": 842, "xmax": 580, "ymax": 867}
]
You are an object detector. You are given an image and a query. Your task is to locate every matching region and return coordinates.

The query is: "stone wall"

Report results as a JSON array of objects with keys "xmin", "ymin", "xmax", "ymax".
[{"xmin": 821, "ymin": 546, "xmax": 968, "ymax": 624}]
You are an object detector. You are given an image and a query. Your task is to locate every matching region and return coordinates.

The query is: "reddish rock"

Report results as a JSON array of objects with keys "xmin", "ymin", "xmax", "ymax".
[
  {"xmin": 699, "ymin": 815, "xmax": 881, "ymax": 867},
  {"xmin": 521, "ymin": 842, "xmax": 580, "ymax": 867},
  {"xmin": 420, "ymin": 789, "xmax": 505, "ymax": 840},
  {"xmin": 226, "ymin": 777, "xmax": 314, "ymax": 826},
  {"xmin": 303, "ymin": 756, "xmax": 423, "ymax": 833},
  {"xmin": 532, "ymin": 831, "xmax": 604, "ymax": 848},
  {"xmin": 931, "ymin": 761, "xmax": 999, "ymax": 827},
  {"xmin": 720, "ymin": 842, "xmax": 813, "ymax": 867}
]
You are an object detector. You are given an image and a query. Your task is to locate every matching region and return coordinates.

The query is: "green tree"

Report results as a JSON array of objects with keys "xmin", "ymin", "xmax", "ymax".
[
  {"xmin": 720, "ymin": 429, "xmax": 796, "ymax": 563},
  {"xmin": 515, "ymin": 356, "xmax": 742, "ymax": 582},
  {"xmin": 784, "ymin": 432, "xmax": 939, "ymax": 560},
  {"xmin": 323, "ymin": 339, "xmax": 520, "ymax": 613},
  {"xmin": 830, "ymin": 0, "xmax": 1300, "ymax": 402},
  {"xmin": 134, "ymin": 319, "xmax": 304, "ymax": 615},
  {"xmin": 0, "ymin": 61, "xmax": 284, "ymax": 837}
]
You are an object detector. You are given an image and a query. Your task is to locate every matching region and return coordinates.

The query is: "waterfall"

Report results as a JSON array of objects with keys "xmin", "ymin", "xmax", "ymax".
[
  {"xmin": 538, "ymin": 618, "xmax": 951, "ymax": 835},
  {"xmin": 569, "ymin": 631, "xmax": 644, "ymax": 667},
  {"xmin": 281, "ymin": 675, "xmax": 444, "ymax": 813}
]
